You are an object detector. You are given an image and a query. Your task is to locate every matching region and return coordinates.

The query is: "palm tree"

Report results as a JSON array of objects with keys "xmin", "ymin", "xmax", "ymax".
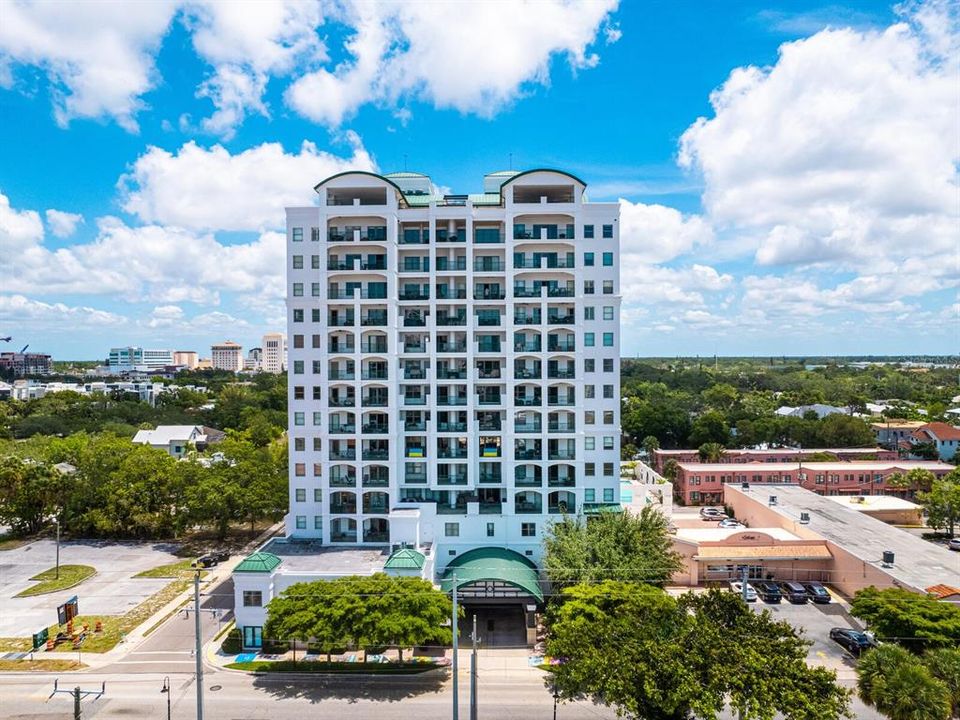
[
  {"xmin": 923, "ymin": 648, "xmax": 960, "ymax": 718},
  {"xmin": 697, "ymin": 442, "xmax": 726, "ymax": 463},
  {"xmin": 859, "ymin": 645, "xmax": 952, "ymax": 720}
]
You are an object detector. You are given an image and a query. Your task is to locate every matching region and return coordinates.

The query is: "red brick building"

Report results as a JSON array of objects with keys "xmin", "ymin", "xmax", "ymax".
[{"xmin": 652, "ymin": 447, "xmax": 897, "ymax": 476}]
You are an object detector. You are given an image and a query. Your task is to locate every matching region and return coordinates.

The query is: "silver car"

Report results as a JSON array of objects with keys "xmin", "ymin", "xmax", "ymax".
[{"xmin": 729, "ymin": 580, "xmax": 757, "ymax": 602}]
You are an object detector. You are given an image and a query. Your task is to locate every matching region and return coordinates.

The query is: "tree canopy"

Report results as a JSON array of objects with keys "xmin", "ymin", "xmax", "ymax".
[
  {"xmin": 857, "ymin": 644, "xmax": 956, "ymax": 720},
  {"xmin": 546, "ymin": 583, "xmax": 851, "ymax": 720},
  {"xmin": 850, "ymin": 587, "xmax": 960, "ymax": 651},
  {"xmin": 542, "ymin": 506, "xmax": 682, "ymax": 588},
  {"xmin": 918, "ymin": 470, "xmax": 960, "ymax": 537}
]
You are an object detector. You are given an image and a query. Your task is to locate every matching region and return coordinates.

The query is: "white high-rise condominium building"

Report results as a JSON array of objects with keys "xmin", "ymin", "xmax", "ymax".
[
  {"xmin": 285, "ymin": 169, "xmax": 620, "ymax": 567},
  {"xmin": 211, "ymin": 341, "xmax": 243, "ymax": 372},
  {"xmin": 262, "ymin": 333, "xmax": 287, "ymax": 373}
]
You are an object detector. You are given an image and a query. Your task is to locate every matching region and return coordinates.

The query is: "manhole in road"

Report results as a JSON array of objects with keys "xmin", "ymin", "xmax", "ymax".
[{"xmin": 209, "ymin": 685, "xmax": 222, "ymax": 691}]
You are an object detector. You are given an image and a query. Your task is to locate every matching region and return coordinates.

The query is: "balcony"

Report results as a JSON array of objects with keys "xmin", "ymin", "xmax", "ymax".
[
  {"xmin": 476, "ymin": 342, "xmax": 502, "ymax": 353},
  {"xmin": 479, "ymin": 502, "xmax": 503, "ymax": 514},
  {"xmin": 477, "ymin": 395, "xmax": 503, "ymax": 406},
  {"xmin": 478, "ymin": 418, "xmax": 502, "ymax": 432},
  {"xmin": 403, "ymin": 315, "xmax": 427, "ymax": 327},
  {"xmin": 329, "ymin": 475, "xmax": 356, "ymax": 488},
  {"xmin": 437, "ymin": 314, "xmax": 467, "ymax": 326},
  {"xmin": 363, "ymin": 529, "xmax": 390, "ymax": 542},
  {"xmin": 436, "ymin": 395, "xmax": 467, "ymax": 406},
  {"xmin": 549, "ymin": 502, "xmax": 575, "ymax": 514},
  {"xmin": 402, "ymin": 395, "xmax": 427, "ymax": 406},
  {"xmin": 438, "ymin": 449, "xmax": 468, "ymax": 459},
  {"xmin": 399, "ymin": 290, "xmax": 430, "ymax": 301},
  {"xmin": 474, "ymin": 258, "xmax": 505, "ymax": 272},
  {"xmin": 362, "ymin": 449, "xmax": 390, "ymax": 461},
  {"xmin": 360, "ymin": 226, "xmax": 388, "ymax": 242},
  {"xmin": 399, "ymin": 259, "xmax": 430, "ymax": 273},
  {"xmin": 515, "ymin": 475, "xmax": 542, "ymax": 488},
  {"xmin": 479, "ymin": 471, "xmax": 502, "ymax": 484},
  {"xmin": 361, "ymin": 370, "xmax": 388, "ymax": 380},
  {"xmin": 362, "ymin": 423, "xmax": 389, "ymax": 434},
  {"xmin": 547, "ymin": 369, "xmax": 575, "ymax": 380},
  {"xmin": 547, "ymin": 340, "xmax": 576, "ymax": 352},
  {"xmin": 474, "ymin": 289, "xmax": 505, "ymax": 301},
  {"xmin": 514, "ymin": 368, "xmax": 541, "ymax": 380},
  {"xmin": 437, "ymin": 476, "xmax": 469, "ymax": 486},
  {"xmin": 514, "ymin": 314, "xmax": 541, "ymax": 325},
  {"xmin": 328, "ymin": 316, "xmax": 355, "ymax": 327},
  {"xmin": 329, "ymin": 450, "xmax": 356, "ymax": 461},
  {"xmin": 403, "ymin": 367, "xmax": 427, "ymax": 380},
  {"xmin": 548, "ymin": 450, "xmax": 576, "ymax": 461},
  {"xmin": 547, "ymin": 287, "xmax": 575, "ymax": 298},
  {"xmin": 436, "ymin": 504, "xmax": 468, "ymax": 515},
  {"xmin": 476, "ymin": 315, "xmax": 501, "ymax": 327},
  {"xmin": 404, "ymin": 471, "xmax": 427, "ymax": 484},
  {"xmin": 437, "ymin": 421, "xmax": 467, "ymax": 433},
  {"xmin": 328, "ymin": 343, "xmax": 356, "ymax": 354},
  {"xmin": 328, "ymin": 289, "xmax": 387, "ymax": 300},
  {"xmin": 435, "ymin": 230, "xmax": 465, "ymax": 243},
  {"xmin": 330, "ymin": 503, "xmax": 358, "ymax": 516},
  {"xmin": 477, "ymin": 368, "xmax": 501, "ymax": 379},
  {"xmin": 548, "ymin": 476, "xmax": 576, "ymax": 488},
  {"xmin": 515, "ymin": 422, "xmax": 542, "ymax": 433},
  {"xmin": 435, "ymin": 287, "xmax": 467, "ymax": 300},
  {"xmin": 329, "ymin": 424, "xmax": 356, "ymax": 434},
  {"xmin": 514, "ymin": 341, "xmax": 542, "ymax": 353},
  {"xmin": 513, "ymin": 287, "xmax": 540, "ymax": 298},
  {"xmin": 402, "ymin": 342, "xmax": 427, "ymax": 354},
  {"xmin": 437, "ymin": 342, "xmax": 467, "ymax": 353},
  {"xmin": 330, "ymin": 531, "xmax": 357, "ymax": 542},
  {"xmin": 547, "ymin": 314, "xmax": 575, "ymax": 325},
  {"xmin": 400, "ymin": 229, "xmax": 428, "ymax": 245},
  {"xmin": 548, "ymin": 421, "xmax": 576, "ymax": 433},
  {"xmin": 361, "ymin": 313, "xmax": 388, "ymax": 327},
  {"xmin": 515, "ymin": 449, "xmax": 541, "ymax": 461},
  {"xmin": 361, "ymin": 396, "xmax": 388, "ymax": 407},
  {"xmin": 328, "ymin": 370, "xmax": 355, "ymax": 381},
  {"xmin": 404, "ymin": 419, "xmax": 427, "ymax": 431},
  {"xmin": 548, "ymin": 396, "xmax": 576, "ymax": 407},
  {"xmin": 474, "ymin": 229, "xmax": 502, "ymax": 244},
  {"xmin": 329, "ymin": 259, "xmax": 387, "ymax": 271},
  {"xmin": 329, "ymin": 397, "xmax": 355, "ymax": 408},
  {"xmin": 515, "ymin": 396, "xmax": 541, "ymax": 407},
  {"xmin": 437, "ymin": 367, "xmax": 467, "ymax": 380},
  {"xmin": 515, "ymin": 502, "xmax": 542, "ymax": 514},
  {"xmin": 436, "ymin": 258, "xmax": 467, "ymax": 271}
]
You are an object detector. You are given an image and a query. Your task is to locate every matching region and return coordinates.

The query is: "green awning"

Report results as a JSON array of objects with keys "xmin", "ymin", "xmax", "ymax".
[
  {"xmin": 440, "ymin": 547, "xmax": 543, "ymax": 602},
  {"xmin": 234, "ymin": 552, "xmax": 281, "ymax": 573}
]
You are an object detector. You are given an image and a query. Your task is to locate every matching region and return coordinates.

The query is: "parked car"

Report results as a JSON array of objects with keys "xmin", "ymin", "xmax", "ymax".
[
  {"xmin": 729, "ymin": 580, "xmax": 758, "ymax": 602},
  {"xmin": 756, "ymin": 581, "xmax": 782, "ymax": 603},
  {"xmin": 700, "ymin": 507, "xmax": 726, "ymax": 521},
  {"xmin": 718, "ymin": 518, "xmax": 745, "ymax": 529},
  {"xmin": 210, "ymin": 550, "xmax": 231, "ymax": 562},
  {"xmin": 829, "ymin": 627, "xmax": 876, "ymax": 656},
  {"xmin": 803, "ymin": 582, "xmax": 832, "ymax": 604},
  {"xmin": 948, "ymin": 538, "xmax": 960, "ymax": 551},
  {"xmin": 192, "ymin": 555, "xmax": 219, "ymax": 569},
  {"xmin": 780, "ymin": 581, "xmax": 809, "ymax": 604}
]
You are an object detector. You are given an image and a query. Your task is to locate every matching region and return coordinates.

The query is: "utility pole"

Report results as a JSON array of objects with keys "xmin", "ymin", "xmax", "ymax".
[
  {"xmin": 194, "ymin": 570, "xmax": 204, "ymax": 720},
  {"xmin": 49, "ymin": 679, "xmax": 105, "ymax": 720},
  {"xmin": 74, "ymin": 687, "xmax": 80, "ymax": 720},
  {"xmin": 470, "ymin": 613, "xmax": 478, "ymax": 720},
  {"xmin": 452, "ymin": 573, "xmax": 459, "ymax": 720},
  {"xmin": 54, "ymin": 518, "xmax": 60, "ymax": 580}
]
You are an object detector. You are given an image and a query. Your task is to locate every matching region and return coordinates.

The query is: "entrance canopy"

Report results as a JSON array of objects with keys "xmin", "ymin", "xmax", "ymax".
[{"xmin": 440, "ymin": 547, "xmax": 543, "ymax": 603}]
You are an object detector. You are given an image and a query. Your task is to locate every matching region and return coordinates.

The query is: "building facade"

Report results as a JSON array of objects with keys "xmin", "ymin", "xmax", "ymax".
[
  {"xmin": 262, "ymin": 332, "xmax": 287, "ymax": 373},
  {"xmin": 108, "ymin": 346, "xmax": 175, "ymax": 373},
  {"xmin": 245, "ymin": 347, "xmax": 263, "ymax": 372},
  {"xmin": 211, "ymin": 341, "xmax": 243, "ymax": 372},
  {"xmin": 173, "ymin": 350, "xmax": 199, "ymax": 369},
  {"xmin": 911, "ymin": 422, "xmax": 960, "ymax": 461},
  {"xmin": 284, "ymin": 168, "xmax": 621, "ymax": 568},
  {"xmin": 0, "ymin": 352, "xmax": 53, "ymax": 377},
  {"xmin": 674, "ymin": 459, "xmax": 954, "ymax": 505},
  {"xmin": 651, "ymin": 447, "xmax": 898, "ymax": 475}
]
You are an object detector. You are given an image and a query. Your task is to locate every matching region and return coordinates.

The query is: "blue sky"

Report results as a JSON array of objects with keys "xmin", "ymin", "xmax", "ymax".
[{"xmin": 0, "ymin": 0, "xmax": 956, "ymax": 360}]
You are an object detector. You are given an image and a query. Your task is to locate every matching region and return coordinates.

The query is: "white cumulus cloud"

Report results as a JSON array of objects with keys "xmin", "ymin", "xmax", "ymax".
[
  {"xmin": 45, "ymin": 209, "xmax": 84, "ymax": 238},
  {"xmin": 0, "ymin": 294, "xmax": 126, "ymax": 327}
]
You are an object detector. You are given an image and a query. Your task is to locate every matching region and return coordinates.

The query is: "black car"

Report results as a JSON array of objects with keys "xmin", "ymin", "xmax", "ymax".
[
  {"xmin": 829, "ymin": 627, "xmax": 875, "ymax": 656},
  {"xmin": 192, "ymin": 555, "xmax": 218, "ymax": 568},
  {"xmin": 780, "ymin": 581, "xmax": 808, "ymax": 604},
  {"xmin": 756, "ymin": 581, "xmax": 782, "ymax": 603},
  {"xmin": 210, "ymin": 550, "xmax": 231, "ymax": 562},
  {"xmin": 803, "ymin": 582, "xmax": 832, "ymax": 604}
]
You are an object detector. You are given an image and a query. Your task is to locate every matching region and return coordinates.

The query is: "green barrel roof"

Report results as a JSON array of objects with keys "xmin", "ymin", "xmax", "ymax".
[
  {"xmin": 440, "ymin": 547, "xmax": 543, "ymax": 602},
  {"xmin": 234, "ymin": 552, "xmax": 282, "ymax": 573}
]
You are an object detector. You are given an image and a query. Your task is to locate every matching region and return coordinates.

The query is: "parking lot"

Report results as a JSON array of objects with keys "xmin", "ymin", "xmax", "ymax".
[
  {"xmin": 750, "ymin": 591, "xmax": 863, "ymax": 672},
  {"xmin": 0, "ymin": 538, "xmax": 182, "ymax": 637}
]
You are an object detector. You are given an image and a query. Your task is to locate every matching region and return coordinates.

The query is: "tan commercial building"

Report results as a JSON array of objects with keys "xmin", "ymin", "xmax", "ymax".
[
  {"xmin": 173, "ymin": 350, "xmax": 198, "ymax": 369},
  {"xmin": 262, "ymin": 333, "xmax": 286, "ymax": 374},
  {"xmin": 211, "ymin": 341, "xmax": 243, "ymax": 372}
]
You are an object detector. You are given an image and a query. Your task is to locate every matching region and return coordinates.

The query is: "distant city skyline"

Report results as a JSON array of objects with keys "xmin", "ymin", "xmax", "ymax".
[{"xmin": 1, "ymin": 1, "xmax": 956, "ymax": 358}]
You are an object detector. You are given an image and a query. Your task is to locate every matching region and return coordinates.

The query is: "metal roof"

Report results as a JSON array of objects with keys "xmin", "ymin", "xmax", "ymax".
[
  {"xmin": 384, "ymin": 171, "xmax": 429, "ymax": 178},
  {"xmin": 383, "ymin": 547, "xmax": 426, "ymax": 570},
  {"xmin": 234, "ymin": 551, "xmax": 282, "ymax": 573},
  {"xmin": 440, "ymin": 547, "xmax": 543, "ymax": 602}
]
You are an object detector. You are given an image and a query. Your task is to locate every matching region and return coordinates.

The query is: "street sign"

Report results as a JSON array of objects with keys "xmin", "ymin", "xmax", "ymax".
[
  {"xmin": 57, "ymin": 596, "xmax": 79, "ymax": 626},
  {"xmin": 32, "ymin": 627, "xmax": 49, "ymax": 651}
]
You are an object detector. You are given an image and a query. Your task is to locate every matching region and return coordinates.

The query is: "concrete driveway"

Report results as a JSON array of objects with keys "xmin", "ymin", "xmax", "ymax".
[{"xmin": 0, "ymin": 538, "xmax": 182, "ymax": 637}]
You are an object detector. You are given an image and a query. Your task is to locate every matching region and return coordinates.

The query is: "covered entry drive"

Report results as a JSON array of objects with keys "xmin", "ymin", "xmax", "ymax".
[{"xmin": 440, "ymin": 547, "xmax": 544, "ymax": 647}]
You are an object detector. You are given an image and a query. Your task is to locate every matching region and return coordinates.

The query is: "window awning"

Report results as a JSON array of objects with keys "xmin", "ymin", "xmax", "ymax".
[
  {"xmin": 440, "ymin": 547, "xmax": 543, "ymax": 602},
  {"xmin": 694, "ymin": 545, "xmax": 832, "ymax": 562}
]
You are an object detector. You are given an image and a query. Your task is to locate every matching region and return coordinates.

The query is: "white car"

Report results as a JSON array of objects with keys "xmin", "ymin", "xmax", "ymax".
[
  {"xmin": 729, "ymin": 581, "xmax": 758, "ymax": 602},
  {"xmin": 948, "ymin": 538, "xmax": 960, "ymax": 552},
  {"xmin": 700, "ymin": 507, "xmax": 726, "ymax": 521},
  {"xmin": 718, "ymin": 518, "xmax": 745, "ymax": 529}
]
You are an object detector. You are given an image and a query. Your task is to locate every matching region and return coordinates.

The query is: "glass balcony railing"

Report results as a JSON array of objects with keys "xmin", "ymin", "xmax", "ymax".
[
  {"xmin": 329, "ymin": 450, "xmax": 356, "ymax": 461},
  {"xmin": 474, "ymin": 259, "xmax": 505, "ymax": 271},
  {"xmin": 328, "ymin": 316, "xmax": 355, "ymax": 327},
  {"xmin": 515, "ymin": 396, "xmax": 541, "ymax": 406},
  {"xmin": 363, "ymin": 475, "xmax": 390, "ymax": 488},
  {"xmin": 514, "ymin": 342, "xmax": 542, "ymax": 352},
  {"xmin": 362, "ymin": 449, "xmax": 390, "ymax": 460},
  {"xmin": 514, "ymin": 422, "xmax": 542, "ymax": 433},
  {"xmin": 474, "ymin": 289, "xmax": 506, "ymax": 300},
  {"xmin": 479, "ymin": 502, "xmax": 503, "ymax": 514},
  {"xmin": 437, "ymin": 368, "xmax": 467, "ymax": 379},
  {"xmin": 402, "ymin": 343, "xmax": 427, "ymax": 353},
  {"xmin": 403, "ymin": 395, "xmax": 427, "ymax": 406},
  {"xmin": 515, "ymin": 449, "xmax": 541, "ymax": 460},
  {"xmin": 328, "ymin": 397, "xmax": 355, "ymax": 407},
  {"xmin": 437, "ymin": 315, "xmax": 467, "ymax": 326},
  {"xmin": 514, "ymin": 475, "xmax": 542, "ymax": 487},
  {"xmin": 403, "ymin": 367, "xmax": 427, "ymax": 379},
  {"xmin": 477, "ymin": 368, "xmax": 501, "ymax": 379},
  {"xmin": 478, "ymin": 472, "xmax": 502, "ymax": 484},
  {"xmin": 404, "ymin": 472, "xmax": 427, "ymax": 483},
  {"xmin": 515, "ymin": 502, "xmax": 543, "ymax": 514},
  {"xmin": 549, "ymin": 503, "xmax": 575, "ymax": 514},
  {"xmin": 436, "ymin": 504, "xmax": 468, "ymax": 514},
  {"xmin": 548, "ymin": 477, "xmax": 576, "ymax": 488},
  {"xmin": 361, "ymin": 314, "xmax": 388, "ymax": 326},
  {"xmin": 362, "ymin": 423, "xmax": 389, "ymax": 434},
  {"xmin": 329, "ymin": 259, "xmax": 387, "ymax": 271},
  {"xmin": 548, "ymin": 396, "xmax": 576, "ymax": 407},
  {"xmin": 547, "ymin": 314, "xmax": 575, "ymax": 325},
  {"xmin": 476, "ymin": 316, "xmax": 501, "ymax": 327},
  {"xmin": 547, "ymin": 287, "xmax": 575, "ymax": 298},
  {"xmin": 361, "ymin": 396, "xmax": 388, "ymax": 407},
  {"xmin": 547, "ymin": 369, "xmax": 575, "ymax": 379},
  {"xmin": 547, "ymin": 340, "xmax": 576, "ymax": 352},
  {"xmin": 478, "ymin": 419, "xmax": 502, "ymax": 431},
  {"xmin": 436, "ymin": 258, "xmax": 467, "ymax": 271},
  {"xmin": 330, "ymin": 503, "xmax": 357, "ymax": 514},
  {"xmin": 329, "ymin": 475, "xmax": 356, "ymax": 488},
  {"xmin": 404, "ymin": 420, "xmax": 427, "ymax": 431},
  {"xmin": 514, "ymin": 314, "xmax": 541, "ymax": 325},
  {"xmin": 437, "ymin": 421, "xmax": 467, "ymax": 433},
  {"xmin": 328, "ymin": 343, "xmax": 355, "ymax": 353},
  {"xmin": 438, "ymin": 449, "xmax": 468, "ymax": 459},
  {"xmin": 437, "ymin": 395, "xmax": 468, "ymax": 406},
  {"xmin": 399, "ymin": 290, "xmax": 430, "ymax": 301},
  {"xmin": 437, "ymin": 476, "xmax": 469, "ymax": 486},
  {"xmin": 548, "ymin": 421, "xmax": 577, "ymax": 432},
  {"xmin": 513, "ymin": 287, "xmax": 540, "ymax": 298},
  {"xmin": 400, "ymin": 229, "xmax": 429, "ymax": 245},
  {"xmin": 361, "ymin": 370, "xmax": 388, "ymax": 380},
  {"xmin": 329, "ymin": 424, "xmax": 356, "ymax": 434},
  {"xmin": 328, "ymin": 370, "xmax": 355, "ymax": 380},
  {"xmin": 399, "ymin": 260, "xmax": 430, "ymax": 273},
  {"xmin": 437, "ymin": 342, "xmax": 467, "ymax": 353},
  {"xmin": 548, "ymin": 450, "xmax": 576, "ymax": 460},
  {"xmin": 435, "ymin": 287, "xmax": 467, "ymax": 300},
  {"xmin": 514, "ymin": 368, "xmax": 541, "ymax": 380}
]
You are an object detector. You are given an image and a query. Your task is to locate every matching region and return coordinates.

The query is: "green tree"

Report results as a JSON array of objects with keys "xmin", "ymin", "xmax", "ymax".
[
  {"xmin": 888, "ymin": 468, "xmax": 937, "ymax": 494},
  {"xmin": 851, "ymin": 587, "xmax": 960, "ymax": 651},
  {"xmin": 546, "ymin": 583, "xmax": 850, "ymax": 720},
  {"xmin": 702, "ymin": 382, "xmax": 739, "ymax": 412},
  {"xmin": 0, "ymin": 457, "xmax": 64, "ymax": 534},
  {"xmin": 543, "ymin": 507, "xmax": 683, "ymax": 587},
  {"xmin": 688, "ymin": 410, "xmax": 731, "ymax": 446},
  {"xmin": 923, "ymin": 648, "xmax": 960, "ymax": 718},
  {"xmin": 662, "ymin": 458, "xmax": 679, "ymax": 481},
  {"xmin": 641, "ymin": 434, "xmax": 660, "ymax": 458},
  {"xmin": 858, "ymin": 645, "xmax": 951, "ymax": 720},
  {"xmin": 918, "ymin": 471, "xmax": 960, "ymax": 536},
  {"xmin": 697, "ymin": 441, "xmax": 726, "ymax": 463}
]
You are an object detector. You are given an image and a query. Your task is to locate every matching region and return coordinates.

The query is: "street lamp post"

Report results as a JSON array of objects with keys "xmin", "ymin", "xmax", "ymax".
[
  {"xmin": 54, "ymin": 518, "xmax": 60, "ymax": 580},
  {"xmin": 160, "ymin": 676, "xmax": 171, "ymax": 720},
  {"xmin": 553, "ymin": 683, "xmax": 560, "ymax": 720}
]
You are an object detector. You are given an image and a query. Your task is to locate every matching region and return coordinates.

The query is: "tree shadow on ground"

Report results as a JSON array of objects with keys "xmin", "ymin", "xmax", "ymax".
[{"xmin": 250, "ymin": 668, "xmax": 448, "ymax": 704}]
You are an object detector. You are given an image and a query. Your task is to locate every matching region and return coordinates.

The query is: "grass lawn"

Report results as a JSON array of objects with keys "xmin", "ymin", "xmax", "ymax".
[
  {"xmin": 0, "ymin": 659, "xmax": 86, "ymax": 671},
  {"xmin": 0, "ymin": 534, "xmax": 32, "ymax": 551},
  {"xmin": 134, "ymin": 560, "xmax": 208, "ymax": 579},
  {"xmin": 0, "ymin": 637, "xmax": 32, "ymax": 652},
  {"xmin": 225, "ymin": 660, "xmax": 441, "ymax": 674},
  {"xmin": 15, "ymin": 565, "xmax": 96, "ymax": 597}
]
